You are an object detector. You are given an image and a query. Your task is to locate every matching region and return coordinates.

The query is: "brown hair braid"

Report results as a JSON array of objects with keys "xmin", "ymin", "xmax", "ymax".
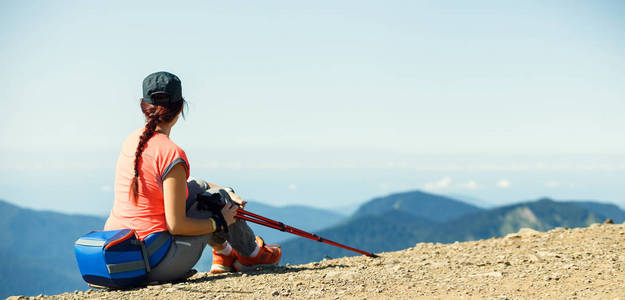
[{"xmin": 129, "ymin": 95, "xmax": 186, "ymax": 204}]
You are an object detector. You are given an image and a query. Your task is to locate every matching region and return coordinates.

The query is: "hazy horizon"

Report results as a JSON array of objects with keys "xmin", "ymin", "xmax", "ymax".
[{"xmin": 2, "ymin": 153, "xmax": 625, "ymax": 217}]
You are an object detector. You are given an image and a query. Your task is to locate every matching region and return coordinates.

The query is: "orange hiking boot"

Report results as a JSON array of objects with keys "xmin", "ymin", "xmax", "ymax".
[
  {"xmin": 233, "ymin": 236, "xmax": 282, "ymax": 272},
  {"xmin": 210, "ymin": 249, "xmax": 235, "ymax": 274}
]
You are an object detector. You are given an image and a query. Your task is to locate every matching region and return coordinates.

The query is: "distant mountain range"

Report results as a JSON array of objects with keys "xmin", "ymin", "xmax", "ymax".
[
  {"xmin": 1, "ymin": 192, "xmax": 623, "ymax": 298},
  {"xmin": 280, "ymin": 192, "xmax": 622, "ymax": 265},
  {"xmin": 0, "ymin": 200, "xmax": 105, "ymax": 298}
]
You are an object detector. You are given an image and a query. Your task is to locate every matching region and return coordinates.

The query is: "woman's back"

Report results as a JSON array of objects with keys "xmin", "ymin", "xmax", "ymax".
[{"xmin": 104, "ymin": 128, "xmax": 189, "ymax": 240}]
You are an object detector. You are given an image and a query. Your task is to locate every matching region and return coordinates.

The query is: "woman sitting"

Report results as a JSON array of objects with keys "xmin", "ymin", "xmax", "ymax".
[{"xmin": 104, "ymin": 71, "xmax": 281, "ymax": 283}]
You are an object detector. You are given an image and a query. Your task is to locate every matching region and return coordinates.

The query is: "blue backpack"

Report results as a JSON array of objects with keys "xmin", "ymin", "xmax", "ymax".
[{"xmin": 74, "ymin": 229, "xmax": 171, "ymax": 288}]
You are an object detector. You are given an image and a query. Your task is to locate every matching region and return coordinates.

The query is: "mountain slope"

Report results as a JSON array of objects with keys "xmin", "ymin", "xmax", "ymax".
[
  {"xmin": 352, "ymin": 190, "xmax": 482, "ymax": 222},
  {"xmin": 567, "ymin": 201, "xmax": 625, "ymax": 223},
  {"xmin": 433, "ymin": 198, "xmax": 606, "ymax": 243},
  {"xmin": 0, "ymin": 200, "xmax": 105, "ymax": 298}
]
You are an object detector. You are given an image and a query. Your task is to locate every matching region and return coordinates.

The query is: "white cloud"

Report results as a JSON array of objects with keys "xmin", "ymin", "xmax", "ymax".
[
  {"xmin": 288, "ymin": 184, "xmax": 297, "ymax": 190},
  {"xmin": 496, "ymin": 179, "xmax": 511, "ymax": 189},
  {"xmin": 424, "ymin": 177, "xmax": 452, "ymax": 190},
  {"xmin": 545, "ymin": 181, "xmax": 560, "ymax": 188},
  {"xmin": 458, "ymin": 180, "xmax": 479, "ymax": 190}
]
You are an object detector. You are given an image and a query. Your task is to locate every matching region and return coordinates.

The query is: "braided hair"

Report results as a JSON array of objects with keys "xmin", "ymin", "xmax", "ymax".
[{"xmin": 129, "ymin": 95, "xmax": 185, "ymax": 204}]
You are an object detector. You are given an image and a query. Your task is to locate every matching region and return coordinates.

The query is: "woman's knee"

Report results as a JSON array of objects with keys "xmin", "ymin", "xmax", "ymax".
[
  {"xmin": 185, "ymin": 177, "xmax": 211, "ymax": 211},
  {"xmin": 187, "ymin": 177, "xmax": 210, "ymax": 190}
]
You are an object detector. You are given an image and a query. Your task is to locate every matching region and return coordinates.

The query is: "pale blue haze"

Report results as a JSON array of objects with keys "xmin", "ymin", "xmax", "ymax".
[{"xmin": 0, "ymin": 1, "xmax": 624, "ymax": 215}]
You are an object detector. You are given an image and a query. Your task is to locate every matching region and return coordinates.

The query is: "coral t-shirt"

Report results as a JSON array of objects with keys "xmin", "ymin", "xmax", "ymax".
[{"xmin": 104, "ymin": 128, "xmax": 190, "ymax": 240}]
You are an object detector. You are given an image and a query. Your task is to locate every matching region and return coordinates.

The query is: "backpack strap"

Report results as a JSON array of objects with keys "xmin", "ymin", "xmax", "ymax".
[
  {"xmin": 138, "ymin": 241, "xmax": 151, "ymax": 273},
  {"xmin": 75, "ymin": 239, "xmax": 105, "ymax": 247},
  {"xmin": 146, "ymin": 232, "xmax": 170, "ymax": 256},
  {"xmin": 106, "ymin": 260, "xmax": 146, "ymax": 274}
]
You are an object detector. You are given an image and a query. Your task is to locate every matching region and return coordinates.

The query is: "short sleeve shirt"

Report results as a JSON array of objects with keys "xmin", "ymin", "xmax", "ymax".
[{"xmin": 104, "ymin": 128, "xmax": 190, "ymax": 240}]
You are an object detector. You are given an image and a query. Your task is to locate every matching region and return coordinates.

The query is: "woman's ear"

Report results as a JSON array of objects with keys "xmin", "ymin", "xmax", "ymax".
[{"xmin": 171, "ymin": 113, "xmax": 180, "ymax": 126}]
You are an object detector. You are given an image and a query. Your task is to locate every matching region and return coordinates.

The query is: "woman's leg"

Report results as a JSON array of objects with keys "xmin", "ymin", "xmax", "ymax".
[
  {"xmin": 186, "ymin": 178, "xmax": 281, "ymax": 272},
  {"xmin": 146, "ymin": 234, "xmax": 209, "ymax": 282},
  {"xmin": 186, "ymin": 177, "xmax": 258, "ymax": 256},
  {"xmin": 213, "ymin": 219, "xmax": 257, "ymax": 256}
]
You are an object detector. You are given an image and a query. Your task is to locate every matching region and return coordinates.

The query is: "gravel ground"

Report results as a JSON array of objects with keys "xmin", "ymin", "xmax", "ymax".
[{"xmin": 9, "ymin": 222, "xmax": 625, "ymax": 300}]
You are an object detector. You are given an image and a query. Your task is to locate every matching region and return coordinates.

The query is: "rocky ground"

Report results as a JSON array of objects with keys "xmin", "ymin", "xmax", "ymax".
[{"xmin": 9, "ymin": 222, "xmax": 625, "ymax": 300}]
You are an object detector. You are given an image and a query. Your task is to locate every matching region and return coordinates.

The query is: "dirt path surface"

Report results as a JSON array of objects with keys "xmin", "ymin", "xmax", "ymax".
[{"xmin": 10, "ymin": 222, "xmax": 625, "ymax": 300}]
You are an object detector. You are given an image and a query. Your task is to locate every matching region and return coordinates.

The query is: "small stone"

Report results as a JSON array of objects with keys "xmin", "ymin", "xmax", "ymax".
[
  {"xmin": 604, "ymin": 218, "xmax": 614, "ymax": 224},
  {"xmin": 294, "ymin": 281, "xmax": 305, "ymax": 286},
  {"xmin": 518, "ymin": 228, "xmax": 540, "ymax": 235},
  {"xmin": 272, "ymin": 290, "xmax": 280, "ymax": 296},
  {"xmin": 471, "ymin": 271, "xmax": 503, "ymax": 278},
  {"xmin": 505, "ymin": 228, "xmax": 540, "ymax": 239},
  {"xmin": 536, "ymin": 251, "xmax": 560, "ymax": 258}
]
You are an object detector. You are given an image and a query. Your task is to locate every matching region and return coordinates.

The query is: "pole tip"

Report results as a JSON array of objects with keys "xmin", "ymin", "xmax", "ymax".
[{"xmin": 368, "ymin": 253, "xmax": 379, "ymax": 258}]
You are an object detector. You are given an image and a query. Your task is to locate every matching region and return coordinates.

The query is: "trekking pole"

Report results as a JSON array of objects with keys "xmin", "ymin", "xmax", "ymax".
[{"xmin": 235, "ymin": 208, "xmax": 379, "ymax": 258}]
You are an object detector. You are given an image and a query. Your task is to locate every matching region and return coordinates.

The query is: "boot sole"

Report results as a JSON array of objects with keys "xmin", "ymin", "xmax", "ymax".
[
  {"xmin": 210, "ymin": 264, "xmax": 234, "ymax": 274},
  {"xmin": 233, "ymin": 260, "xmax": 279, "ymax": 272}
]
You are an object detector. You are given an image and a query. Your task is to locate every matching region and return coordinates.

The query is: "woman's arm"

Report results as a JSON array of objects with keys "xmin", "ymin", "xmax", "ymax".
[{"xmin": 163, "ymin": 164, "xmax": 237, "ymax": 235}]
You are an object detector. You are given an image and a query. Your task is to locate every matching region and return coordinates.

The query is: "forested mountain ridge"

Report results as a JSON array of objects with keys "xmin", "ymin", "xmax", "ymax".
[
  {"xmin": 352, "ymin": 190, "xmax": 482, "ymax": 222},
  {"xmin": 0, "ymin": 200, "xmax": 105, "ymax": 298},
  {"xmin": 281, "ymin": 195, "xmax": 616, "ymax": 264}
]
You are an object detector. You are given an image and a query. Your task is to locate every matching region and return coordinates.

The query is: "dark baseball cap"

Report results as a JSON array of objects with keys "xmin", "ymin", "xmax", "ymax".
[{"xmin": 142, "ymin": 71, "xmax": 183, "ymax": 105}]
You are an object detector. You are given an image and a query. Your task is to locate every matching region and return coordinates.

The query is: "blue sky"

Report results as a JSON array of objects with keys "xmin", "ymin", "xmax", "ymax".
[{"xmin": 1, "ymin": 1, "xmax": 624, "ymax": 215}]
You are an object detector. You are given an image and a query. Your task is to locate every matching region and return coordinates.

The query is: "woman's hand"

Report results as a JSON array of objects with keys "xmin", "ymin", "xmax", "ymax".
[
  {"xmin": 221, "ymin": 202, "xmax": 238, "ymax": 226},
  {"xmin": 227, "ymin": 190, "xmax": 247, "ymax": 209}
]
